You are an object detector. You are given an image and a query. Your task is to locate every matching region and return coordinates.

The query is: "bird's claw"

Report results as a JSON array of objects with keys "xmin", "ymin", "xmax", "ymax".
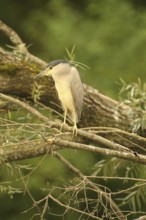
[
  {"xmin": 72, "ymin": 125, "xmax": 78, "ymax": 136},
  {"xmin": 60, "ymin": 122, "xmax": 66, "ymax": 131}
]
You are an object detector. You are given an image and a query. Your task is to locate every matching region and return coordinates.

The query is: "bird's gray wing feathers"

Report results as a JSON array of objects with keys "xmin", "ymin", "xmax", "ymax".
[{"xmin": 70, "ymin": 67, "xmax": 83, "ymax": 122}]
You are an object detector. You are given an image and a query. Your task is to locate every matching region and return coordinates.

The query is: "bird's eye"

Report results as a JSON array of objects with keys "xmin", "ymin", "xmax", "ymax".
[{"xmin": 50, "ymin": 66, "xmax": 53, "ymax": 70}]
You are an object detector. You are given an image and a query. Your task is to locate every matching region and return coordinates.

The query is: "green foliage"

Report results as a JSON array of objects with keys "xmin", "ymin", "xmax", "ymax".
[
  {"xmin": 32, "ymin": 81, "xmax": 45, "ymax": 102},
  {"xmin": 65, "ymin": 46, "xmax": 90, "ymax": 71},
  {"xmin": 92, "ymin": 157, "xmax": 146, "ymax": 213},
  {"xmin": 119, "ymin": 78, "xmax": 146, "ymax": 110},
  {"xmin": 93, "ymin": 157, "xmax": 146, "ymax": 180},
  {"xmin": 121, "ymin": 183, "xmax": 146, "ymax": 211},
  {"xmin": 0, "ymin": 182, "xmax": 22, "ymax": 199},
  {"xmin": 119, "ymin": 78, "xmax": 146, "ymax": 131}
]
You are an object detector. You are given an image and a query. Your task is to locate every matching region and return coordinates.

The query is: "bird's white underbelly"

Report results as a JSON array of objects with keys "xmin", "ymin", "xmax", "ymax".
[{"xmin": 55, "ymin": 83, "xmax": 74, "ymax": 110}]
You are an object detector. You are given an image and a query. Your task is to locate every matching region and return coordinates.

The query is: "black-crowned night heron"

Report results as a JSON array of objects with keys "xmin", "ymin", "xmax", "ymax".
[{"xmin": 34, "ymin": 60, "xmax": 83, "ymax": 134}]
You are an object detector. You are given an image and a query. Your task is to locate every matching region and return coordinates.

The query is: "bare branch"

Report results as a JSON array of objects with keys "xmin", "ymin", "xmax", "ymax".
[
  {"xmin": 49, "ymin": 194, "xmax": 102, "ymax": 220},
  {"xmin": 54, "ymin": 152, "xmax": 126, "ymax": 220},
  {"xmin": 0, "ymin": 20, "xmax": 27, "ymax": 52},
  {"xmin": 0, "ymin": 20, "xmax": 46, "ymax": 65},
  {"xmin": 53, "ymin": 138, "xmax": 146, "ymax": 165}
]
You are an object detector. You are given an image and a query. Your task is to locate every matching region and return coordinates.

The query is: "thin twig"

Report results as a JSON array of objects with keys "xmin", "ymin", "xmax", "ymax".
[
  {"xmin": 49, "ymin": 194, "xmax": 102, "ymax": 220},
  {"xmin": 86, "ymin": 175, "xmax": 146, "ymax": 182},
  {"xmin": 54, "ymin": 152, "xmax": 126, "ymax": 220}
]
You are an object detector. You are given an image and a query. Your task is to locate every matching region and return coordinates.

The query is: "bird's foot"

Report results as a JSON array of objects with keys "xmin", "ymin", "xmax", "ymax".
[
  {"xmin": 60, "ymin": 122, "xmax": 78, "ymax": 136},
  {"xmin": 60, "ymin": 122, "xmax": 66, "ymax": 132},
  {"xmin": 72, "ymin": 124, "xmax": 78, "ymax": 136}
]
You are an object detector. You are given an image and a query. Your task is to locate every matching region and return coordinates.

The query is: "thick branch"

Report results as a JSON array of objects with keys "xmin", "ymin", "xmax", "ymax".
[{"xmin": 0, "ymin": 139, "xmax": 60, "ymax": 165}]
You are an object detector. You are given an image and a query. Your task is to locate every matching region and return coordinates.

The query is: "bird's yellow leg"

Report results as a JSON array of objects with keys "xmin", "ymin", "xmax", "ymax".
[
  {"xmin": 60, "ymin": 108, "xmax": 67, "ymax": 131},
  {"xmin": 72, "ymin": 111, "xmax": 78, "ymax": 136},
  {"xmin": 63, "ymin": 109, "xmax": 67, "ymax": 124}
]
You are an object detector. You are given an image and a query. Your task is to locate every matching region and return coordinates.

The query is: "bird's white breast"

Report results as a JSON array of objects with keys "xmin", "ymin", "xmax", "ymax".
[{"xmin": 55, "ymin": 80, "xmax": 75, "ymax": 111}]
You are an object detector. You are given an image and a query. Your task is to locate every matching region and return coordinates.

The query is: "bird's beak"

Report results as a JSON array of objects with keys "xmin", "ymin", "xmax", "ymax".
[
  {"xmin": 34, "ymin": 70, "xmax": 46, "ymax": 80},
  {"xmin": 34, "ymin": 67, "xmax": 52, "ymax": 80}
]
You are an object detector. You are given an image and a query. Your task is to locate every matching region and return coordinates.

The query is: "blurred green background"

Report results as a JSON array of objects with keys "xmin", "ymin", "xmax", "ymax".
[{"xmin": 1, "ymin": 0, "xmax": 146, "ymax": 219}]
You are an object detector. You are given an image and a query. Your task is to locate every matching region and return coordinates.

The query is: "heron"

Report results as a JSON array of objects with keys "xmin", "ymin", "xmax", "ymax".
[{"xmin": 34, "ymin": 60, "xmax": 83, "ymax": 134}]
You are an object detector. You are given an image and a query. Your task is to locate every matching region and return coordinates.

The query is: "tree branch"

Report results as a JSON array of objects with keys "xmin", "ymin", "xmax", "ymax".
[
  {"xmin": 0, "ymin": 20, "xmax": 46, "ymax": 65},
  {"xmin": 0, "ymin": 93, "xmax": 146, "ymax": 166}
]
